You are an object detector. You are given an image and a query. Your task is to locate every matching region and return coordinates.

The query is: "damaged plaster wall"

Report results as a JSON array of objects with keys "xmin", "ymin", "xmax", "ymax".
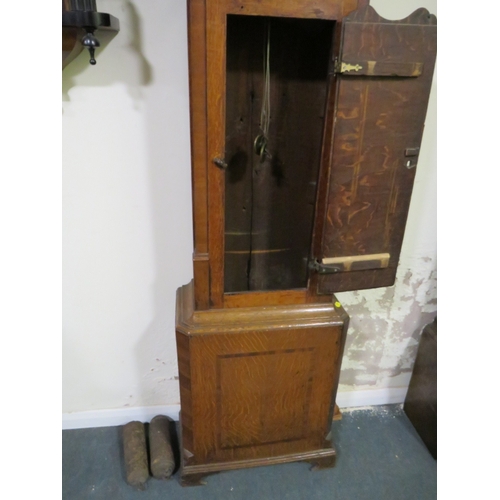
[{"xmin": 336, "ymin": 257, "xmax": 437, "ymax": 392}]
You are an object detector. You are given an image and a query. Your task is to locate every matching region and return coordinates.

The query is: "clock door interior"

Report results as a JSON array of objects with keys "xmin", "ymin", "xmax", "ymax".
[
  {"xmin": 314, "ymin": 6, "xmax": 437, "ymax": 294},
  {"xmin": 223, "ymin": 15, "xmax": 335, "ymax": 293}
]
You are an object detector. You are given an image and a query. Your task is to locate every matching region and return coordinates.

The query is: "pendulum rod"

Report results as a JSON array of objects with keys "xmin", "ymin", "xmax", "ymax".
[{"xmin": 254, "ymin": 20, "xmax": 272, "ymax": 162}]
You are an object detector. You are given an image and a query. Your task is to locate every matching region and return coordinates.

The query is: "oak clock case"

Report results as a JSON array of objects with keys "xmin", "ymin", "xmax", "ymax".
[{"xmin": 176, "ymin": 0, "xmax": 436, "ymax": 486}]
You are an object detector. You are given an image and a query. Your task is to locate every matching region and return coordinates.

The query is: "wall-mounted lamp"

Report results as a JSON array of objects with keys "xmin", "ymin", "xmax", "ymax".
[{"xmin": 62, "ymin": 0, "xmax": 120, "ymax": 68}]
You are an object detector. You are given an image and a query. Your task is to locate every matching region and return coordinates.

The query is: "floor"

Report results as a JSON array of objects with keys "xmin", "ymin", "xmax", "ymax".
[{"xmin": 62, "ymin": 404, "xmax": 436, "ymax": 500}]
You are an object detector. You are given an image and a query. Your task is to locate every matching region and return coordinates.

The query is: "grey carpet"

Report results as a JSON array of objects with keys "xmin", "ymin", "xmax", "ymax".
[{"xmin": 62, "ymin": 404, "xmax": 436, "ymax": 499}]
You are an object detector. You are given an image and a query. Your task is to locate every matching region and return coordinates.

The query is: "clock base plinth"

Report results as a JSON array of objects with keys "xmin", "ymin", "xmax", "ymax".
[
  {"xmin": 175, "ymin": 282, "xmax": 348, "ymax": 486},
  {"xmin": 179, "ymin": 445, "xmax": 337, "ymax": 486}
]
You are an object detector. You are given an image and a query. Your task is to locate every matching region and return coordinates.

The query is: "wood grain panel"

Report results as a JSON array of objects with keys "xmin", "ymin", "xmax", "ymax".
[
  {"xmin": 193, "ymin": 253, "xmax": 210, "ymax": 310},
  {"xmin": 206, "ymin": 0, "xmax": 227, "ymax": 308},
  {"xmin": 190, "ymin": 326, "xmax": 340, "ymax": 462},
  {"xmin": 223, "ymin": 14, "xmax": 257, "ymax": 292},
  {"xmin": 317, "ymin": 6, "xmax": 437, "ymax": 293},
  {"xmin": 224, "ymin": 15, "xmax": 333, "ymax": 292},
  {"xmin": 175, "ymin": 283, "xmax": 347, "ymax": 476},
  {"xmin": 218, "ymin": 348, "xmax": 313, "ymax": 448},
  {"xmin": 188, "ymin": 0, "xmax": 210, "ymax": 309},
  {"xmin": 176, "ymin": 329, "xmax": 194, "ymax": 454},
  {"xmin": 223, "ymin": 289, "xmax": 321, "ymax": 308},
  {"xmin": 225, "ymin": 0, "xmax": 360, "ymax": 19},
  {"xmin": 188, "ymin": 0, "xmax": 209, "ymax": 255}
]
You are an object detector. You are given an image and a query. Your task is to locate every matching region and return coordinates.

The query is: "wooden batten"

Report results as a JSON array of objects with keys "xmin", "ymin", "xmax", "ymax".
[{"xmin": 322, "ymin": 253, "xmax": 390, "ymax": 272}]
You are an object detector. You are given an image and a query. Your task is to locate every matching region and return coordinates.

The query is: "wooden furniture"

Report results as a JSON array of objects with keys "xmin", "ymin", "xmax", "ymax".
[
  {"xmin": 176, "ymin": 0, "xmax": 436, "ymax": 485},
  {"xmin": 176, "ymin": 282, "xmax": 348, "ymax": 485},
  {"xmin": 404, "ymin": 318, "xmax": 437, "ymax": 459}
]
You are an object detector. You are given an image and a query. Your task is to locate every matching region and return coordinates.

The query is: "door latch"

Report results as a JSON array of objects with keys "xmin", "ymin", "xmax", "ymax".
[{"xmin": 404, "ymin": 147, "xmax": 419, "ymax": 169}]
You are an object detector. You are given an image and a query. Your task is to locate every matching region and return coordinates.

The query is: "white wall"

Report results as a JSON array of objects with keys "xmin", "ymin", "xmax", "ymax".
[
  {"xmin": 63, "ymin": 0, "xmax": 192, "ymax": 415},
  {"xmin": 62, "ymin": 0, "xmax": 437, "ymax": 423}
]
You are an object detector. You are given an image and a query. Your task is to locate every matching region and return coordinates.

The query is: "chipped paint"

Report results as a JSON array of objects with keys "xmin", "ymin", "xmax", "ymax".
[{"xmin": 336, "ymin": 255, "xmax": 436, "ymax": 391}]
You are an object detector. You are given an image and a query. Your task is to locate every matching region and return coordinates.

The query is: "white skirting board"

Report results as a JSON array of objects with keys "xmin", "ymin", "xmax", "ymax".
[
  {"xmin": 62, "ymin": 387, "xmax": 409, "ymax": 430},
  {"xmin": 62, "ymin": 405, "xmax": 181, "ymax": 430},
  {"xmin": 335, "ymin": 387, "xmax": 408, "ymax": 409}
]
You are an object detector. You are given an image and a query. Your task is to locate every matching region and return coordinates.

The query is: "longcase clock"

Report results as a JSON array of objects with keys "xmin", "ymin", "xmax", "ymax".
[{"xmin": 175, "ymin": 0, "xmax": 436, "ymax": 486}]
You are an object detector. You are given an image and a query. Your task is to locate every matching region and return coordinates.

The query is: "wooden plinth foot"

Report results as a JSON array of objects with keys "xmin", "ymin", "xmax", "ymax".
[
  {"xmin": 179, "ymin": 472, "xmax": 210, "ymax": 487},
  {"xmin": 307, "ymin": 453, "xmax": 337, "ymax": 471},
  {"xmin": 333, "ymin": 403, "xmax": 342, "ymax": 421}
]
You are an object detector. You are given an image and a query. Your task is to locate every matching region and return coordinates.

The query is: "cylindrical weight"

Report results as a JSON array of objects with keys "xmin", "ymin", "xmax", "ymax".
[
  {"xmin": 123, "ymin": 421, "xmax": 149, "ymax": 489},
  {"xmin": 149, "ymin": 415, "xmax": 175, "ymax": 479}
]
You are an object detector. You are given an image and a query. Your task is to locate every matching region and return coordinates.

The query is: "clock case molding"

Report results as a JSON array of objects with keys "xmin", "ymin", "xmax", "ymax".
[{"xmin": 176, "ymin": 0, "xmax": 436, "ymax": 486}]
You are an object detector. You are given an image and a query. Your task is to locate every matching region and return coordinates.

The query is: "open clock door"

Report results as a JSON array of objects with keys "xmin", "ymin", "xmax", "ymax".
[{"xmin": 315, "ymin": 5, "xmax": 437, "ymax": 294}]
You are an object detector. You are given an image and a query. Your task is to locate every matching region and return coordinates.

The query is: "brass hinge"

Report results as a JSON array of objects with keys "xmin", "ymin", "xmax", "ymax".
[
  {"xmin": 342, "ymin": 62, "xmax": 363, "ymax": 73},
  {"xmin": 333, "ymin": 58, "xmax": 363, "ymax": 74}
]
